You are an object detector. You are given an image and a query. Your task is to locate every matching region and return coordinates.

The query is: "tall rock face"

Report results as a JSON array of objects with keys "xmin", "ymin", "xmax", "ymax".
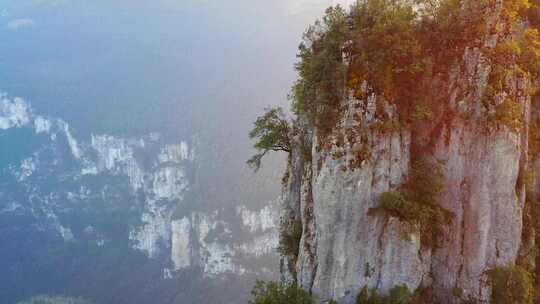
[
  {"xmin": 279, "ymin": 2, "xmax": 535, "ymax": 303},
  {"xmin": 427, "ymin": 42, "xmax": 530, "ymax": 304}
]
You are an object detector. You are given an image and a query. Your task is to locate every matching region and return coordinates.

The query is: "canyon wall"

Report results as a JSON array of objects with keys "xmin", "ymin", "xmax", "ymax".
[{"xmin": 279, "ymin": 2, "xmax": 536, "ymax": 303}]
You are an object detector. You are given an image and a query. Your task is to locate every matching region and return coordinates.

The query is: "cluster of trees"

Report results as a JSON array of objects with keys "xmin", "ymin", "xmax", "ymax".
[{"xmin": 249, "ymin": 0, "xmax": 540, "ymax": 169}]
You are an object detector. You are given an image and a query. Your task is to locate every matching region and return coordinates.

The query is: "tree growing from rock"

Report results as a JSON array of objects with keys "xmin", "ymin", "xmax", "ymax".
[{"xmin": 248, "ymin": 107, "xmax": 290, "ymax": 171}]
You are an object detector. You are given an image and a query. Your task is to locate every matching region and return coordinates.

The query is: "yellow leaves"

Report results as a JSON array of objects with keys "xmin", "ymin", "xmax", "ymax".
[
  {"xmin": 485, "ymin": 10, "xmax": 540, "ymax": 102},
  {"xmin": 523, "ymin": 28, "xmax": 540, "ymax": 46},
  {"xmin": 347, "ymin": 72, "xmax": 362, "ymax": 89},
  {"xmin": 493, "ymin": 98, "xmax": 524, "ymax": 132},
  {"xmin": 522, "ymin": 28, "xmax": 540, "ymax": 56},
  {"xmin": 347, "ymin": 72, "xmax": 368, "ymax": 100},
  {"xmin": 492, "ymin": 41, "xmax": 522, "ymax": 65},
  {"xmin": 489, "ymin": 265, "xmax": 533, "ymax": 304},
  {"xmin": 501, "ymin": 0, "xmax": 534, "ymax": 28},
  {"xmin": 503, "ymin": 0, "xmax": 532, "ymax": 16},
  {"xmin": 518, "ymin": 28, "xmax": 540, "ymax": 77},
  {"xmin": 411, "ymin": 104, "xmax": 434, "ymax": 122}
]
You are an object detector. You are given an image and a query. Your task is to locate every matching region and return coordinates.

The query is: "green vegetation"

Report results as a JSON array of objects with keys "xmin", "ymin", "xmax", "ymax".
[
  {"xmin": 492, "ymin": 98, "xmax": 524, "ymax": 132},
  {"xmin": 489, "ymin": 265, "xmax": 533, "ymax": 304},
  {"xmin": 373, "ymin": 191, "xmax": 416, "ymax": 228},
  {"xmin": 292, "ymin": 6, "xmax": 349, "ymax": 134},
  {"xmin": 410, "ymin": 104, "xmax": 433, "ymax": 122},
  {"xmin": 248, "ymin": 281, "xmax": 315, "ymax": 304},
  {"xmin": 290, "ymin": 0, "xmax": 475, "ymax": 135},
  {"xmin": 248, "ymin": 107, "xmax": 291, "ymax": 171},
  {"xmin": 292, "ymin": 1, "xmax": 424, "ymax": 136},
  {"xmin": 482, "ymin": 0, "xmax": 540, "ymax": 131},
  {"xmin": 364, "ymin": 262, "xmax": 375, "ymax": 278},
  {"xmin": 247, "ymin": 264, "xmax": 535, "ymax": 304},
  {"xmin": 347, "ymin": 0, "xmax": 424, "ymax": 110},
  {"xmin": 277, "ymin": 220, "xmax": 302, "ymax": 258},
  {"xmin": 355, "ymin": 285, "xmax": 428, "ymax": 304},
  {"xmin": 370, "ymin": 159, "xmax": 451, "ymax": 248},
  {"xmin": 530, "ymin": 109, "xmax": 540, "ymax": 161}
]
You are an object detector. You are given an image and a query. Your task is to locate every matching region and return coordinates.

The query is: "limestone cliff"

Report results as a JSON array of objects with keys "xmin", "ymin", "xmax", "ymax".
[{"xmin": 277, "ymin": 1, "xmax": 539, "ymax": 303}]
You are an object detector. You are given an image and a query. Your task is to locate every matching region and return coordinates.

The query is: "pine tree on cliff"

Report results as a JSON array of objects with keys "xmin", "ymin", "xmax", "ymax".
[{"xmin": 247, "ymin": 107, "xmax": 290, "ymax": 171}]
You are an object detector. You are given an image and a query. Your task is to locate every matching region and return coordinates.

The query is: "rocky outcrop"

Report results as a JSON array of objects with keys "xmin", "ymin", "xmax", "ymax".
[
  {"xmin": 169, "ymin": 204, "xmax": 280, "ymax": 277},
  {"xmin": 279, "ymin": 2, "xmax": 535, "ymax": 303},
  {"xmin": 282, "ymin": 92, "xmax": 430, "ymax": 303},
  {"xmin": 426, "ymin": 45, "xmax": 531, "ymax": 304}
]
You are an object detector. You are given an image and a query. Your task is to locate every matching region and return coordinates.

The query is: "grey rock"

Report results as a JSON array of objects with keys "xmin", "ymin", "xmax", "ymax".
[{"xmin": 279, "ymin": 3, "xmax": 534, "ymax": 303}]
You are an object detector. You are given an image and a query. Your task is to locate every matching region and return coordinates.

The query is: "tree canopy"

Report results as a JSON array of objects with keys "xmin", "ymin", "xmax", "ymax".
[{"xmin": 247, "ymin": 107, "xmax": 290, "ymax": 171}]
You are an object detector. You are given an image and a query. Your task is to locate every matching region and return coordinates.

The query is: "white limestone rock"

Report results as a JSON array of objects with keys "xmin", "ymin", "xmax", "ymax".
[
  {"xmin": 237, "ymin": 203, "xmax": 278, "ymax": 233},
  {"xmin": 171, "ymin": 217, "xmax": 193, "ymax": 270},
  {"xmin": 34, "ymin": 116, "xmax": 51, "ymax": 134},
  {"xmin": 18, "ymin": 157, "xmax": 36, "ymax": 181},
  {"xmin": 58, "ymin": 120, "xmax": 82, "ymax": 160},
  {"xmin": 0, "ymin": 94, "xmax": 31, "ymax": 130},
  {"xmin": 90, "ymin": 134, "xmax": 145, "ymax": 190},
  {"xmin": 152, "ymin": 166, "xmax": 188, "ymax": 201}
]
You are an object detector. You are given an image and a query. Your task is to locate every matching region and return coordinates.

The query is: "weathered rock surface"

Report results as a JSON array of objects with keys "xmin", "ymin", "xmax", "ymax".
[{"xmin": 280, "ymin": 3, "xmax": 534, "ymax": 303}]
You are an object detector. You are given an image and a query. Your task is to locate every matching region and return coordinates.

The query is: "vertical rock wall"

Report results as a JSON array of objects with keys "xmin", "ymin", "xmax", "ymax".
[{"xmin": 279, "ymin": 2, "xmax": 535, "ymax": 303}]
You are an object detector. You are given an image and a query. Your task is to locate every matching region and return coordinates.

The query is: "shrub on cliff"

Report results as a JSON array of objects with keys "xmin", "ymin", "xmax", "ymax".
[
  {"xmin": 356, "ymin": 285, "xmax": 416, "ymax": 304},
  {"xmin": 489, "ymin": 265, "xmax": 533, "ymax": 304},
  {"xmin": 248, "ymin": 281, "xmax": 315, "ymax": 304},
  {"xmin": 370, "ymin": 159, "xmax": 452, "ymax": 248},
  {"xmin": 277, "ymin": 220, "xmax": 302, "ymax": 258}
]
